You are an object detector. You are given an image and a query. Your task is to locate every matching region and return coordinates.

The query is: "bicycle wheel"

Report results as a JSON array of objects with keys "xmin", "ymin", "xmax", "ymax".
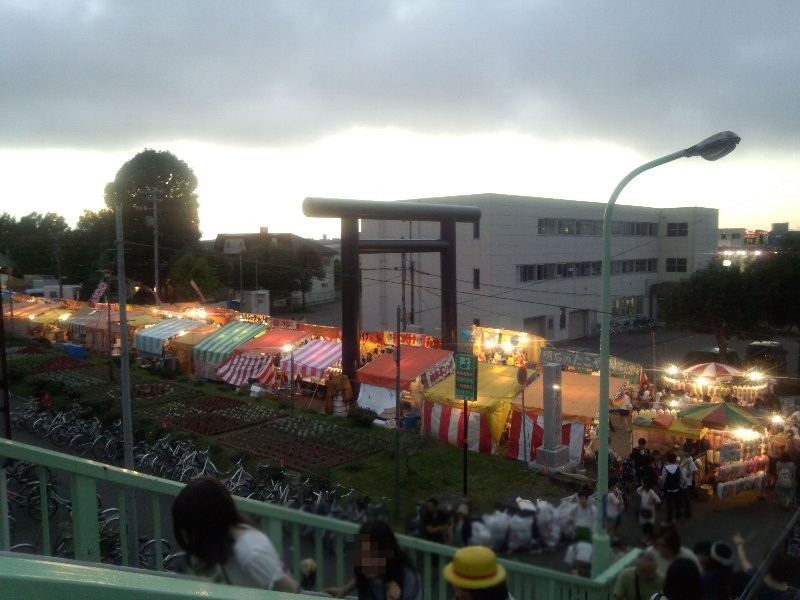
[
  {"xmin": 69, "ymin": 433, "xmax": 92, "ymax": 457},
  {"xmin": 49, "ymin": 425, "xmax": 71, "ymax": 447},
  {"xmin": 91, "ymin": 435, "xmax": 109, "ymax": 460},
  {"xmin": 10, "ymin": 543, "xmax": 36, "ymax": 554},
  {"xmin": 139, "ymin": 538, "xmax": 172, "ymax": 570},
  {"xmin": 25, "ymin": 484, "xmax": 58, "ymax": 520}
]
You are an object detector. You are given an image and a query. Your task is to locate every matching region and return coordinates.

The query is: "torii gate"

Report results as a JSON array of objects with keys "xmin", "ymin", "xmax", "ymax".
[{"xmin": 302, "ymin": 198, "xmax": 481, "ymax": 382}]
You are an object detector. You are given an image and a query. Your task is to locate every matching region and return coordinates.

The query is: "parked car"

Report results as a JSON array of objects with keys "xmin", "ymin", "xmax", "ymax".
[
  {"xmin": 681, "ymin": 347, "xmax": 742, "ymax": 367},
  {"xmin": 744, "ymin": 341, "xmax": 787, "ymax": 375}
]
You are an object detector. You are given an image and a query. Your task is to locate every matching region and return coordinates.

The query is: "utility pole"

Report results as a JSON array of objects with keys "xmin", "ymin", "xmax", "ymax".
[{"xmin": 138, "ymin": 187, "xmax": 163, "ymax": 303}]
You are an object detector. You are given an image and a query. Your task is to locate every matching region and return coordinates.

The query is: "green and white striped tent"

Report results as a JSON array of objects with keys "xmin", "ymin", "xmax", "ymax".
[
  {"xmin": 134, "ymin": 318, "xmax": 205, "ymax": 357},
  {"xmin": 192, "ymin": 321, "xmax": 267, "ymax": 380}
]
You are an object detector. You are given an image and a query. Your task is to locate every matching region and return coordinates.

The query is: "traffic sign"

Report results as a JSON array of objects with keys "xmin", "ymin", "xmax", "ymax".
[{"xmin": 455, "ymin": 353, "xmax": 478, "ymax": 401}]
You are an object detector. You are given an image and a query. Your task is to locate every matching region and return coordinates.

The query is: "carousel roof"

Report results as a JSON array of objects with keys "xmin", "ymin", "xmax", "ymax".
[
  {"xmin": 682, "ymin": 362, "xmax": 745, "ymax": 381},
  {"xmin": 678, "ymin": 402, "xmax": 767, "ymax": 430}
]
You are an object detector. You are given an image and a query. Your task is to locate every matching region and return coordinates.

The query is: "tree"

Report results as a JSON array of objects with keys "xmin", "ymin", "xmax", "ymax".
[
  {"xmin": 0, "ymin": 212, "xmax": 69, "ymax": 278},
  {"xmin": 168, "ymin": 253, "xmax": 220, "ymax": 302},
  {"xmin": 64, "ymin": 209, "xmax": 117, "ymax": 300},
  {"xmin": 749, "ymin": 233, "xmax": 800, "ymax": 333},
  {"xmin": 104, "ymin": 149, "xmax": 201, "ymax": 296},
  {"xmin": 659, "ymin": 261, "xmax": 759, "ymax": 362},
  {"xmin": 294, "ymin": 244, "xmax": 326, "ymax": 310}
]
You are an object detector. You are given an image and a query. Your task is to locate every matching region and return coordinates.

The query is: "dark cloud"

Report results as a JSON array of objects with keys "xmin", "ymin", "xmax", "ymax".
[{"xmin": 1, "ymin": 1, "xmax": 798, "ymax": 154}]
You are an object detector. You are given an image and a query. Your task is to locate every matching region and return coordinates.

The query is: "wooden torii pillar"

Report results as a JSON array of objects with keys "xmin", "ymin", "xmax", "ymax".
[{"xmin": 302, "ymin": 198, "xmax": 481, "ymax": 383}]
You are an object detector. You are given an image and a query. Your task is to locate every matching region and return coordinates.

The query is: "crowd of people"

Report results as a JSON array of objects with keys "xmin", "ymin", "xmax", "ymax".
[{"xmin": 169, "ymin": 474, "xmax": 800, "ymax": 599}]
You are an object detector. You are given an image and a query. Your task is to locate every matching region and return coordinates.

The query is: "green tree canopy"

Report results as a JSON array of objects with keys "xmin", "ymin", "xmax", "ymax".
[
  {"xmin": 168, "ymin": 252, "xmax": 220, "ymax": 302},
  {"xmin": 0, "ymin": 212, "xmax": 69, "ymax": 277},
  {"xmin": 660, "ymin": 261, "xmax": 759, "ymax": 361},
  {"xmin": 104, "ymin": 149, "xmax": 201, "ymax": 293}
]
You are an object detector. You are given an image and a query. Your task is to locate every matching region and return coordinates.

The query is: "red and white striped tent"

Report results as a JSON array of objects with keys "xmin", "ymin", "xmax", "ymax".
[
  {"xmin": 215, "ymin": 328, "xmax": 311, "ymax": 389},
  {"xmin": 279, "ymin": 339, "xmax": 342, "ymax": 379},
  {"xmin": 422, "ymin": 401, "xmax": 495, "ymax": 453},
  {"xmin": 506, "ymin": 407, "xmax": 586, "ymax": 463},
  {"xmin": 216, "ymin": 353, "xmax": 277, "ymax": 389}
]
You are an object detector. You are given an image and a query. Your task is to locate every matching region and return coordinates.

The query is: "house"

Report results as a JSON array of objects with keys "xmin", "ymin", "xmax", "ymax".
[{"xmin": 212, "ymin": 227, "xmax": 337, "ymax": 312}]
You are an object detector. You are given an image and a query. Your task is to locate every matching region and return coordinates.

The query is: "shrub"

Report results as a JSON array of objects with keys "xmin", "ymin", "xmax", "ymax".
[{"xmin": 347, "ymin": 407, "xmax": 378, "ymax": 428}]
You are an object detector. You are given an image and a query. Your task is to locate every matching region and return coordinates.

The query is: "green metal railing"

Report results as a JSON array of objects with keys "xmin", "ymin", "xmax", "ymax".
[{"xmin": 1, "ymin": 437, "xmax": 634, "ymax": 598}]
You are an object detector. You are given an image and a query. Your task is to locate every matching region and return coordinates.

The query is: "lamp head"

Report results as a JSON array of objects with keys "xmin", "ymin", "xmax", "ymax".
[{"xmin": 684, "ymin": 131, "xmax": 741, "ymax": 161}]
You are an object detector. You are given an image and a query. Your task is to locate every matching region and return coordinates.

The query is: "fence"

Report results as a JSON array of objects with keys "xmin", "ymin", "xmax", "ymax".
[{"xmin": 1, "ymin": 437, "xmax": 634, "ymax": 598}]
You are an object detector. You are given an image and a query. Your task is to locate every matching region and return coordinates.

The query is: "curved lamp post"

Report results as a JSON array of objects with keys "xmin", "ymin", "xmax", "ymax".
[{"xmin": 592, "ymin": 131, "xmax": 740, "ymax": 576}]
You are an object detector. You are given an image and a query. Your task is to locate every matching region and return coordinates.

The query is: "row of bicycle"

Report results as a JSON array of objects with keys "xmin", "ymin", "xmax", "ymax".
[{"xmin": 8, "ymin": 397, "xmax": 388, "ymax": 556}]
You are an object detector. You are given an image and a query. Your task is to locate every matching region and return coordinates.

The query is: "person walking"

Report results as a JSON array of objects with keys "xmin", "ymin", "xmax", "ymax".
[
  {"xmin": 679, "ymin": 451, "xmax": 699, "ymax": 519},
  {"xmin": 637, "ymin": 480, "xmax": 661, "ymax": 545},
  {"xmin": 630, "ymin": 438, "xmax": 652, "ymax": 486},
  {"xmin": 775, "ymin": 452, "xmax": 796, "ymax": 511},
  {"xmin": 660, "ymin": 453, "xmax": 682, "ymax": 524},
  {"xmin": 612, "ymin": 549, "xmax": 664, "ymax": 600},
  {"xmin": 171, "ymin": 476, "xmax": 299, "ymax": 593},
  {"xmin": 650, "ymin": 557, "xmax": 702, "ymax": 600}
]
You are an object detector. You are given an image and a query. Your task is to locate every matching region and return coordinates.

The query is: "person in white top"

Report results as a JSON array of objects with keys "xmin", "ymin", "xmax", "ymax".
[
  {"xmin": 637, "ymin": 480, "xmax": 661, "ymax": 545},
  {"xmin": 172, "ymin": 476, "xmax": 299, "ymax": 592},
  {"xmin": 568, "ymin": 488, "xmax": 597, "ymax": 542},
  {"xmin": 606, "ymin": 477, "xmax": 625, "ymax": 536}
]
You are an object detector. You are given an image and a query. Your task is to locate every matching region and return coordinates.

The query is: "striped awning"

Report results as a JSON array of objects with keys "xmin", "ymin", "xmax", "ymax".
[
  {"xmin": 133, "ymin": 318, "xmax": 205, "ymax": 356},
  {"xmin": 280, "ymin": 339, "xmax": 342, "ymax": 379},
  {"xmin": 193, "ymin": 321, "xmax": 267, "ymax": 366},
  {"xmin": 217, "ymin": 353, "xmax": 276, "ymax": 388}
]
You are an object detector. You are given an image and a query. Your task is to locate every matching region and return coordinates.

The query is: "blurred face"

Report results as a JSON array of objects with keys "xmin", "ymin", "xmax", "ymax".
[
  {"xmin": 426, "ymin": 501, "xmax": 438, "ymax": 514},
  {"xmin": 636, "ymin": 555, "xmax": 657, "ymax": 580},
  {"xmin": 451, "ymin": 586, "xmax": 473, "ymax": 600},
  {"xmin": 356, "ymin": 538, "xmax": 393, "ymax": 579},
  {"xmin": 578, "ymin": 494, "xmax": 589, "ymax": 507}
]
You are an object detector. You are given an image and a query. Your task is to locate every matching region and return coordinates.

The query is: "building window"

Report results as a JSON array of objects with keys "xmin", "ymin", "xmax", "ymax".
[
  {"xmin": 473, "ymin": 220, "xmax": 480, "ymax": 239},
  {"xmin": 558, "ymin": 219, "xmax": 576, "ymax": 234},
  {"xmin": 731, "ymin": 232, "xmax": 741, "ymax": 240},
  {"xmin": 473, "ymin": 318, "xmax": 480, "ymax": 326},
  {"xmin": 666, "ymin": 257, "xmax": 688, "ymax": 272},
  {"xmin": 720, "ymin": 232, "xmax": 727, "ymax": 240},
  {"xmin": 559, "ymin": 307, "xmax": 567, "ymax": 329},
  {"xmin": 538, "ymin": 218, "xmax": 557, "ymax": 234},
  {"xmin": 667, "ymin": 222, "xmax": 689, "ymax": 237},
  {"xmin": 473, "ymin": 268, "xmax": 480, "ymax": 289}
]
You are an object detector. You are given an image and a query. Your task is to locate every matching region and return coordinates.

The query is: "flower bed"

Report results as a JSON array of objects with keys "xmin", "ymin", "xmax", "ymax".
[{"xmin": 34, "ymin": 356, "xmax": 90, "ymax": 373}]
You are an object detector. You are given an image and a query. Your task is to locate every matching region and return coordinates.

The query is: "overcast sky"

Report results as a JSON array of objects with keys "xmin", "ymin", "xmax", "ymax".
[{"xmin": 1, "ymin": 1, "xmax": 798, "ymax": 239}]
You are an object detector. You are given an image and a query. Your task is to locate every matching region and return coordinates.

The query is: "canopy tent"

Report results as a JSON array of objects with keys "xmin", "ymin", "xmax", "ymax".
[
  {"xmin": 27, "ymin": 308, "xmax": 71, "ymax": 325},
  {"xmin": 678, "ymin": 402, "xmax": 768, "ymax": 430},
  {"xmin": 235, "ymin": 328, "xmax": 311, "ymax": 356},
  {"xmin": 213, "ymin": 328, "xmax": 310, "ymax": 389},
  {"xmin": 355, "ymin": 346, "xmax": 454, "ymax": 416},
  {"xmin": 682, "ymin": 362, "xmax": 745, "ymax": 382},
  {"xmin": 422, "ymin": 363, "xmax": 521, "ymax": 453},
  {"xmin": 133, "ymin": 318, "xmax": 205, "ymax": 357},
  {"xmin": 512, "ymin": 371, "xmax": 629, "ymax": 425},
  {"xmin": 505, "ymin": 371, "xmax": 627, "ymax": 464},
  {"xmin": 216, "ymin": 353, "xmax": 277, "ymax": 389},
  {"xmin": 280, "ymin": 339, "xmax": 342, "ymax": 379},
  {"xmin": 506, "ymin": 407, "xmax": 586, "ymax": 463},
  {"xmin": 193, "ymin": 321, "xmax": 267, "ymax": 380},
  {"xmin": 169, "ymin": 323, "xmax": 219, "ymax": 374}
]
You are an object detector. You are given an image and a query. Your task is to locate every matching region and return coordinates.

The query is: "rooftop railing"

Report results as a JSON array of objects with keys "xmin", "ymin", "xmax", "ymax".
[{"xmin": 1, "ymin": 437, "xmax": 635, "ymax": 598}]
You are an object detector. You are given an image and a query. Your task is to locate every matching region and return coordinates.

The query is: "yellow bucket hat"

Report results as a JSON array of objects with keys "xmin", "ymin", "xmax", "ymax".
[{"xmin": 443, "ymin": 546, "xmax": 507, "ymax": 589}]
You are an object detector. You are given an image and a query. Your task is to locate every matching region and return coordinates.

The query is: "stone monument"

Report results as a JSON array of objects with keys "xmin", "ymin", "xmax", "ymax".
[{"xmin": 534, "ymin": 362, "xmax": 571, "ymax": 469}]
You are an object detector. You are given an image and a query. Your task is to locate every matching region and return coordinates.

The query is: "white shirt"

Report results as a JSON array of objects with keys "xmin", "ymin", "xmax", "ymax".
[
  {"xmin": 606, "ymin": 489, "xmax": 624, "ymax": 520},
  {"xmin": 680, "ymin": 456, "xmax": 699, "ymax": 488},
  {"xmin": 570, "ymin": 502, "xmax": 596, "ymax": 530},
  {"xmin": 637, "ymin": 487, "xmax": 661, "ymax": 523},
  {"xmin": 221, "ymin": 525, "xmax": 285, "ymax": 589}
]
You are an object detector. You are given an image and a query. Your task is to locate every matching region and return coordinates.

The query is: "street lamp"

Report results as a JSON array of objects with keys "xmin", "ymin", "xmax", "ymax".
[
  {"xmin": 283, "ymin": 343, "xmax": 295, "ymax": 411},
  {"xmin": 592, "ymin": 131, "xmax": 740, "ymax": 576}
]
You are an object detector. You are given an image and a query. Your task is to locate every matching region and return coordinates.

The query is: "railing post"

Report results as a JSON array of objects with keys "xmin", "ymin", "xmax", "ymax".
[
  {"xmin": 0, "ymin": 471, "xmax": 9, "ymax": 551},
  {"xmin": 70, "ymin": 473, "xmax": 100, "ymax": 562}
]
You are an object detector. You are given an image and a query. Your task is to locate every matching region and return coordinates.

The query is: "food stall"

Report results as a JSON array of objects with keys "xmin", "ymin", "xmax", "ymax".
[
  {"xmin": 421, "ymin": 362, "xmax": 520, "ymax": 454},
  {"xmin": 192, "ymin": 321, "xmax": 267, "ymax": 381},
  {"xmin": 355, "ymin": 346, "xmax": 454, "ymax": 419}
]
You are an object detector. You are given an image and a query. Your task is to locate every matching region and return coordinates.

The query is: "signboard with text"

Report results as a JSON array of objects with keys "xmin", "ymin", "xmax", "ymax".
[{"xmin": 455, "ymin": 353, "xmax": 478, "ymax": 401}]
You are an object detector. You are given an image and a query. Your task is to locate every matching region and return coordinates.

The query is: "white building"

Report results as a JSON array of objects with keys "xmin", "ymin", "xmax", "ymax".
[{"xmin": 359, "ymin": 194, "xmax": 717, "ymax": 343}]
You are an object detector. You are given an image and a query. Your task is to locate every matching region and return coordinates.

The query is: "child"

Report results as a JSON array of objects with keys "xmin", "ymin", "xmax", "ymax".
[{"xmin": 637, "ymin": 479, "xmax": 661, "ymax": 545}]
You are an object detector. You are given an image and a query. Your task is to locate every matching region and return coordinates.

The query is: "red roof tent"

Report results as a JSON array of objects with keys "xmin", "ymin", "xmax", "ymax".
[
  {"xmin": 356, "ymin": 346, "xmax": 454, "ymax": 389},
  {"xmin": 233, "ymin": 328, "xmax": 310, "ymax": 356}
]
